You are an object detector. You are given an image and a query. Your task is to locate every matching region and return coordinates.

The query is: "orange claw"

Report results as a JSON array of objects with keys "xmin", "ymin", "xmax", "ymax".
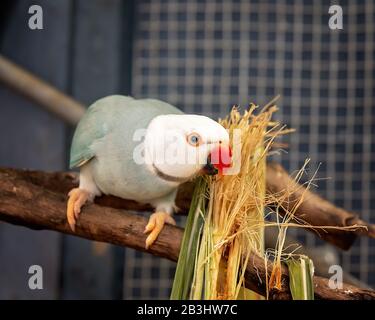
[
  {"xmin": 66, "ymin": 188, "xmax": 91, "ymax": 231},
  {"xmin": 144, "ymin": 212, "xmax": 176, "ymax": 249}
]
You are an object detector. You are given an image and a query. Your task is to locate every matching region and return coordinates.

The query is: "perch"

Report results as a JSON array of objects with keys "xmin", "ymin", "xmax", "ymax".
[{"xmin": 0, "ymin": 167, "xmax": 374, "ymax": 300}]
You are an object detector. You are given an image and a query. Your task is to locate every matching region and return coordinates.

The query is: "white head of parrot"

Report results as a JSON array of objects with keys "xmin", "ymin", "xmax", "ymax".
[{"xmin": 143, "ymin": 114, "xmax": 230, "ymax": 183}]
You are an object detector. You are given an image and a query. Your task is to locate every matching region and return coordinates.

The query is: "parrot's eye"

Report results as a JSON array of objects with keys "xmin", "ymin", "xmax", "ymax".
[{"xmin": 187, "ymin": 132, "xmax": 202, "ymax": 147}]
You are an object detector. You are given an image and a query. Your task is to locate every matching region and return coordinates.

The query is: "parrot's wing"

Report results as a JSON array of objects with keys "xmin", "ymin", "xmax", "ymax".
[
  {"xmin": 70, "ymin": 95, "xmax": 182, "ymax": 169},
  {"xmin": 69, "ymin": 95, "xmax": 135, "ymax": 168},
  {"xmin": 69, "ymin": 106, "xmax": 103, "ymax": 168}
]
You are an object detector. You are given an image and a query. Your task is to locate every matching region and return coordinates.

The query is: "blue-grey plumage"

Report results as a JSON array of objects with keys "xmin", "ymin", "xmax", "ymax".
[
  {"xmin": 67, "ymin": 95, "xmax": 231, "ymax": 249},
  {"xmin": 70, "ymin": 95, "xmax": 183, "ymax": 202}
]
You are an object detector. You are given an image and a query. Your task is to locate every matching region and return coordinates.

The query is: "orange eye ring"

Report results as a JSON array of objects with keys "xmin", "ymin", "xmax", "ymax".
[{"xmin": 186, "ymin": 132, "xmax": 202, "ymax": 147}]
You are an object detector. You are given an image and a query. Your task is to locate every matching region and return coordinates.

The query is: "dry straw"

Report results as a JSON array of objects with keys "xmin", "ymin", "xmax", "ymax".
[
  {"xmin": 189, "ymin": 100, "xmax": 290, "ymax": 300},
  {"xmin": 171, "ymin": 99, "xmax": 360, "ymax": 300}
]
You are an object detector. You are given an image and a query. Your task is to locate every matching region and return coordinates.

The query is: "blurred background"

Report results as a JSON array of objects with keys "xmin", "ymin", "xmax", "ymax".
[{"xmin": 0, "ymin": 0, "xmax": 374, "ymax": 299}]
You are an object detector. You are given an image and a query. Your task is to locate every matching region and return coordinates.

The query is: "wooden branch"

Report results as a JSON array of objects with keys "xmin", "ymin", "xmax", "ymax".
[
  {"xmin": 4, "ymin": 164, "xmax": 374, "ymax": 250},
  {"xmin": 266, "ymin": 163, "xmax": 375, "ymax": 249},
  {"xmin": 0, "ymin": 55, "xmax": 85, "ymax": 124},
  {"xmin": 264, "ymin": 228, "xmax": 372, "ymax": 289},
  {"xmin": 0, "ymin": 167, "xmax": 180, "ymax": 261},
  {"xmin": 0, "ymin": 167, "xmax": 374, "ymax": 300},
  {"xmin": 245, "ymin": 253, "xmax": 375, "ymax": 300}
]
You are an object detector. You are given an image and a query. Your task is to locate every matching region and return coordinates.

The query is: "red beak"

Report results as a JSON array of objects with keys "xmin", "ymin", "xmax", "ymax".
[{"xmin": 208, "ymin": 143, "xmax": 232, "ymax": 174}]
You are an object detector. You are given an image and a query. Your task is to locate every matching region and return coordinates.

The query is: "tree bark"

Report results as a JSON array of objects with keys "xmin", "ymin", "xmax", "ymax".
[
  {"xmin": 266, "ymin": 163, "xmax": 375, "ymax": 249},
  {"xmin": 2, "ymin": 165, "xmax": 374, "ymax": 250},
  {"xmin": 0, "ymin": 55, "xmax": 85, "ymax": 124},
  {"xmin": 0, "ymin": 167, "xmax": 374, "ymax": 300}
]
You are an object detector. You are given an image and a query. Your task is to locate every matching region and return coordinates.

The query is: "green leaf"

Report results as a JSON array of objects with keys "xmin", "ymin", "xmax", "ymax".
[
  {"xmin": 286, "ymin": 255, "xmax": 315, "ymax": 300},
  {"xmin": 170, "ymin": 178, "xmax": 207, "ymax": 300}
]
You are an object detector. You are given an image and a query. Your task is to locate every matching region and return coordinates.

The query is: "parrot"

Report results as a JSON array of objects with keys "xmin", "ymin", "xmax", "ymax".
[{"xmin": 67, "ymin": 95, "xmax": 232, "ymax": 249}]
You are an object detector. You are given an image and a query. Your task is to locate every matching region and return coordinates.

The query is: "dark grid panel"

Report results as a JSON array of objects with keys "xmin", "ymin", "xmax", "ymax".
[{"xmin": 124, "ymin": 0, "xmax": 375, "ymax": 298}]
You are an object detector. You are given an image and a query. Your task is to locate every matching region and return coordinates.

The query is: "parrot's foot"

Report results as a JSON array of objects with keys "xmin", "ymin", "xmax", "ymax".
[
  {"xmin": 144, "ymin": 212, "xmax": 176, "ymax": 249},
  {"xmin": 66, "ymin": 188, "xmax": 92, "ymax": 231}
]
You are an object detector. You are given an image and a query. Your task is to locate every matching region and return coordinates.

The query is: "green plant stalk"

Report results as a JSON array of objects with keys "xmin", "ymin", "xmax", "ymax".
[
  {"xmin": 170, "ymin": 177, "xmax": 207, "ymax": 300},
  {"xmin": 286, "ymin": 255, "xmax": 315, "ymax": 300},
  {"xmin": 190, "ymin": 223, "xmax": 205, "ymax": 299}
]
